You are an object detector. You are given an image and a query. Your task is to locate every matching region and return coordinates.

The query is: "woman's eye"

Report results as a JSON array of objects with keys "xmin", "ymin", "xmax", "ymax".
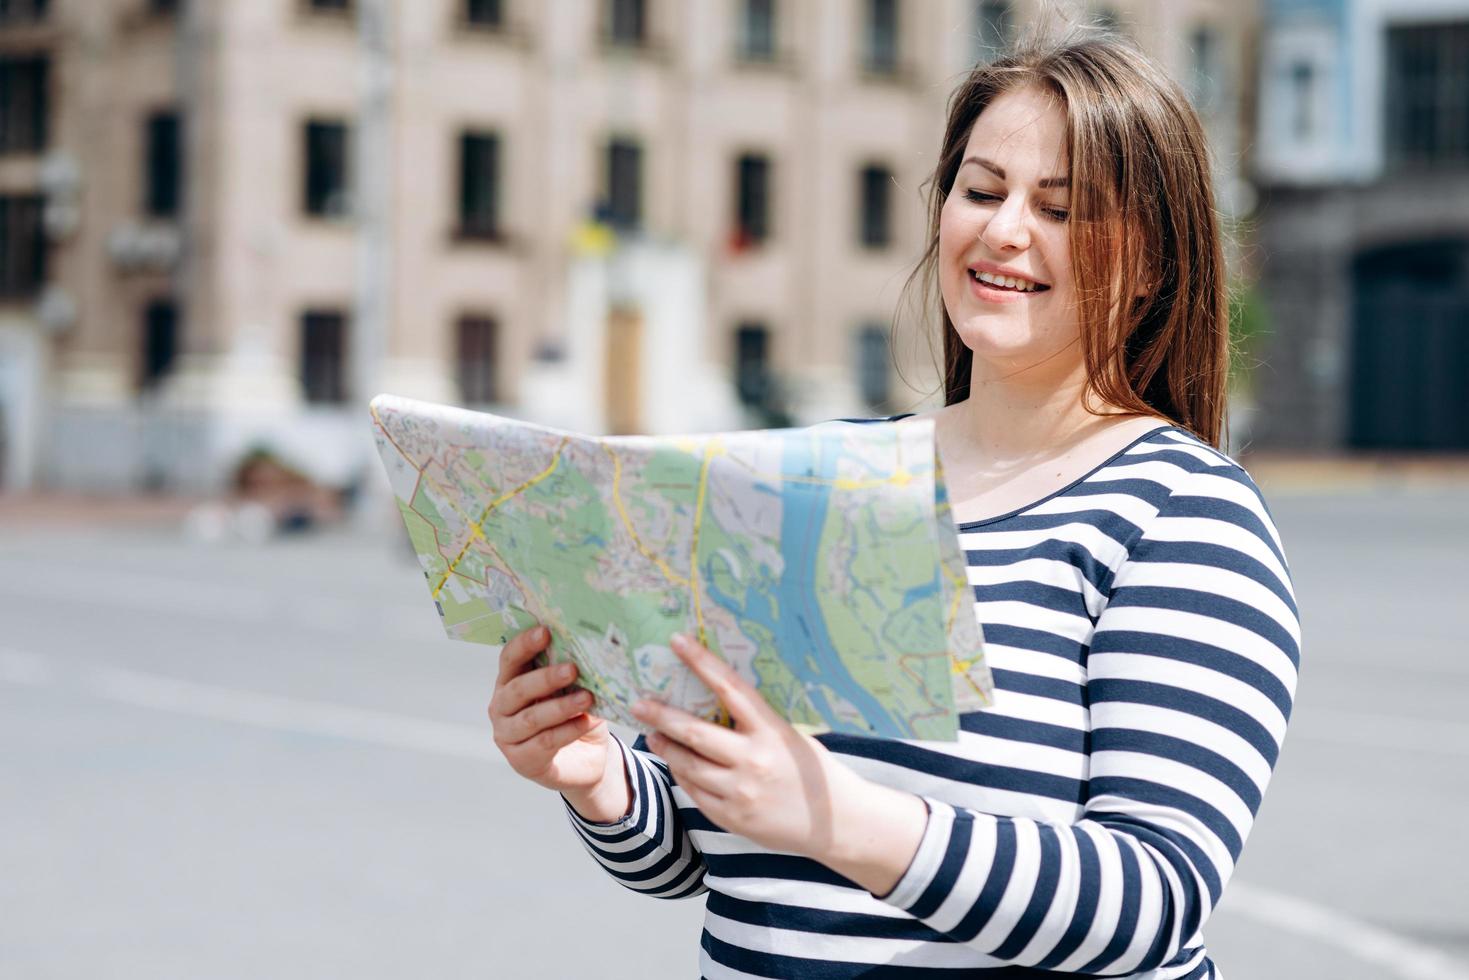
[{"xmin": 963, "ymin": 185, "xmax": 1069, "ymax": 220}]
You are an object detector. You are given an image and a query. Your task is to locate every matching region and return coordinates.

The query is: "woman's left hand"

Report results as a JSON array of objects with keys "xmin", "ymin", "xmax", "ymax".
[{"xmin": 630, "ymin": 632, "xmax": 864, "ymax": 860}]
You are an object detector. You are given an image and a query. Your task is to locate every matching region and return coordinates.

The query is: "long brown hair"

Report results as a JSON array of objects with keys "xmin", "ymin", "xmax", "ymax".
[{"xmin": 901, "ymin": 27, "xmax": 1229, "ymax": 447}]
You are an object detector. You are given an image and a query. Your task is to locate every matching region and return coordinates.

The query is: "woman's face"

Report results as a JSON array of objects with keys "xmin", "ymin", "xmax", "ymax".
[{"xmin": 938, "ymin": 85, "xmax": 1078, "ymax": 374}]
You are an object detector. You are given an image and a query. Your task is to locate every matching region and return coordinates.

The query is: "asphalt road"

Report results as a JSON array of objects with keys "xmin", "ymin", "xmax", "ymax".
[{"xmin": 2, "ymin": 484, "xmax": 1467, "ymax": 979}]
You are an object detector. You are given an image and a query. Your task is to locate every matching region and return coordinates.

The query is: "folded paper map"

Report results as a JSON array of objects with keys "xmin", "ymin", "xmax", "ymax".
[{"xmin": 370, "ymin": 394, "xmax": 992, "ymax": 741}]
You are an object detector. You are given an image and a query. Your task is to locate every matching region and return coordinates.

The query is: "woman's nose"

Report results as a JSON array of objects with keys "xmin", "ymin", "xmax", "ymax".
[{"xmin": 980, "ymin": 195, "xmax": 1030, "ymax": 252}]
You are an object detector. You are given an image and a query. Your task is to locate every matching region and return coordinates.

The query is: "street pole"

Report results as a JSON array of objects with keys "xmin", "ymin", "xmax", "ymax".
[{"xmin": 355, "ymin": 0, "xmax": 394, "ymax": 520}]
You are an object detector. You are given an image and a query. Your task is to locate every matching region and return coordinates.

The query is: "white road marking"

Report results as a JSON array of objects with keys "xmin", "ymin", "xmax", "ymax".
[
  {"xmin": 1223, "ymin": 882, "xmax": 1469, "ymax": 980},
  {"xmin": 0, "ymin": 647, "xmax": 53, "ymax": 687},
  {"xmin": 6, "ymin": 648, "xmax": 1469, "ymax": 978},
  {"xmin": 0, "ymin": 649, "xmax": 498, "ymax": 764},
  {"xmin": 1290, "ymin": 706, "xmax": 1469, "ymax": 758},
  {"xmin": 85, "ymin": 664, "xmax": 500, "ymax": 763}
]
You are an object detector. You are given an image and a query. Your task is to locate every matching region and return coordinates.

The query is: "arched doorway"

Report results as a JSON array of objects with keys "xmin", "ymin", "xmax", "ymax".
[{"xmin": 1349, "ymin": 239, "xmax": 1469, "ymax": 450}]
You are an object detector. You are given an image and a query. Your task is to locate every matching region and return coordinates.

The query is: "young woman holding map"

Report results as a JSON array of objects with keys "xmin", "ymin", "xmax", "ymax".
[{"xmin": 487, "ymin": 26, "xmax": 1299, "ymax": 980}]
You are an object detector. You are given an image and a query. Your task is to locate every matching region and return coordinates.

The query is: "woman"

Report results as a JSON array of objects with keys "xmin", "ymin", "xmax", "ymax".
[{"xmin": 488, "ymin": 29, "xmax": 1299, "ymax": 980}]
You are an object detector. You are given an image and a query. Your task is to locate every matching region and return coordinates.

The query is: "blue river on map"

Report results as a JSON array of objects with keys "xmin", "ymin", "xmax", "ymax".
[{"xmin": 705, "ymin": 434, "xmax": 907, "ymax": 738}]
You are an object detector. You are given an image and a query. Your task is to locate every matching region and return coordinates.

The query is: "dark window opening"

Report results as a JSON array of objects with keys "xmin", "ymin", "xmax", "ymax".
[
  {"xmin": 303, "ymin": 119, "xmax": 351, "ymax": 218},
  {"xmin": 974, "ymin": 0, "xmax": 1011, "ymax": 64},
  {"xmin": 457, "ymin": 314, "xmax": 498, "ymax": 404},
  {"xmin": 464, "ymin": 0, "xmax": 503, "ymax": 28},
  {"xmin": 458, "ymin": 131, "xmax": 500, "ymax": 238},
  {"xmin": 301, "ymin": 309, "xmax": 348, "ymax": 404},
  {"xmin": 149, "ymin": 0, "xmax": 178, "ymax": 15},
  {"xmin": 1188, "ymin": 25, "xmax": 1221, "ymax": 110},
  {"xmin": 864, "ymin": 0, "xmax": 899, "ymax": 75},
  {"xmin": 0, "ymin": 0, "xmax": 49, "ymax": 25},
  {"xmin": 0, "ymin": 195, "xmax": 46, "ymax": 298},
  {"xmin": 859, "ymin": 164, "xmax": 892, "ymax": 248},
  {"xmin": 0, "ymin": 55, "xmax": 49, "ymax": 155},
  {"xmin": 734, "ymin": 323, "xmax": 771, "ymax": 407},
  {"xmin": 1386, "ymin": 22, "xmax": 1469, "ymax": 168},
  {"xmin": 735, "ymin": 153, "xmax": 771, "ymax": 245},
  {"xmin": 1290, "ymin": 61, "xmax": 1316, "ymax": 143},
  {"xmin": 856, "ymin": 324, "xmax": 891, "ymax": 408},
  {"xmin": 606, "ymin": 138, "xmax": 642, "ymax": 231},
  {"xmin": 306, "ymin": 0, "xmax": 352, "ymax": 13},
  {"xmin": 607, "ymin": 0, "xmax": 645, "ymax": 46},
  {"xmin": 145, "ymin": 111, "xmax": 182, "ymax": 218},
  {"xmin": 738, "ymin": 0, "xmax": 776, "ymax": 62},
  {"xmin": 141, "ymin": 300, "xmax": 178, "ymax": 391}
]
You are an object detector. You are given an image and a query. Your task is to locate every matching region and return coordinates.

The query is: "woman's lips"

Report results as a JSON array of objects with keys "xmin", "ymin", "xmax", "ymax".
[{"xmin": 966, "ymin": 268, "xmax": 1048, "ymax": 303}]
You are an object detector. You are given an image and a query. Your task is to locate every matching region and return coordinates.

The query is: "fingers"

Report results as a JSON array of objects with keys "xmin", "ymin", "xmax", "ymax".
[
  {"xmin": 645, "ymin": 732, "xmax": 729, "ymax": 801},
  {"xmin": 495, "ymin": 657, "xmax": 579, "ymax": 719},
  {"xmin": 513, "ymin": 712, "xmax": 603, "ymax": 764},
  {"xmin": 669, "ymin": 632, "xmax": 767, "ymax": 728},
  {"xmin": 498, "ymin": 688, "xmax": 595, "ymax": 745},
  {"xmin": 631, "ymin": 699, "xmax": 744, "ymax": 766},
  {"xmin": 495, "ymin": 624, "xmax": 550, "ymax": 688}
]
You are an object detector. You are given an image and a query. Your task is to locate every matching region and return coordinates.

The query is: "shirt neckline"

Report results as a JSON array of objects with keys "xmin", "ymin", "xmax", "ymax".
[{"xmin": 952, "ymin": 424, "xmax": 1183, "ymax": 529}]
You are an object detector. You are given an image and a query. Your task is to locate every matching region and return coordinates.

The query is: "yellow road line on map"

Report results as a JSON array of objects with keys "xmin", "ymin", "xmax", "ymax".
[
  {"xmin": 432, "ymin": 437, "xmax": 570, "ymax": 599},
  {"xmin": 688, "ymin": 438, "xmax": 726, "ymax": 648},
  {"xmin": 602, "ymin": 445, "xmax": 690, "ymax": 590}
]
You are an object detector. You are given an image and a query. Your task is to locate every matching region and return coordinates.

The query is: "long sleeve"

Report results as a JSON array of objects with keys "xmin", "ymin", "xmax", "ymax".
[
  {"xmin": 563, "ymin": 731, "xmax": 710, "ymax": 900},
  {"xmin": 877, "ymin": 467, "xmax": 1300, "ymax": 974}
]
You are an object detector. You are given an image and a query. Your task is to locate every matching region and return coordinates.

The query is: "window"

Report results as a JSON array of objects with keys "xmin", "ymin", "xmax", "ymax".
[
  {"xmin": 141, "ymin": 300, "xmax": 178, "ymax": 391},
  {"xmin": 859, "ymin": 164, "xmax": 892, "ymax": 248},
  {"xmin": 1092, "ymin": 5, "xmax": 1122, "ymax": 32},
  {"xmin": 0, "ymin": 0, "xmax": 48, "ymax": 25},
  {"xmin": 734, "ymin": 323, "xmax": 771, "ymax": 407},
  {"xmin": 149, "ymin": 0, "xmax": 178, "ymax": 14},
  {"xmin": 0, "ymin": 195, "xmax": 45, "ymax": 298},
  {"xmin": 1290, "ymin": 60, "xmax": 1316, "ymax": 143},
  {"xmin": 303, "ymin": 119, "xmax": 351, "ymax": 218},
  {"xmin": 1386, "ymin": 22, "xmax": 1469, "ymax": 168},
  {"xmin": 0, "ymin": 55, "xmax": 49, "ymax": 155},
  {"xmin": 464, "ymin": 0, "xmax": 503, "ymax": 28},
  {"xmin": 856, "ymin": 325, "xmax": 890, "ymax": 408},
  {"xmin": 974, "ymin": 0, "xmax": 1011, "ymax": 64},
  {"xmin": 738, "ymin": 0, "xmax": 776, "ymax": 62},
  {"xmin": 606, "ymin": 0, "xmax": 645, "ymax": 46},
  {"xmin": 457, "ymin": 314, "xmax": 498, "ymax": 403},
  {"xmin": 1188, "ymin": 25, "xmax": 1222, "ymax": 111},
  {"xmin": 145, "ymin": 111, "xmax": 182, "ymax": 218},
  {"xmin": 605, "ymin": 138, "xmax": 642, "ymax": 231},
  {"xmin": 300, "ymin": 310, "xmax": 348, "ymax": 404},
  {"xmin": 863, "ymin": 0, "xmax": 899, "ymax": 75},
  {"xmin": 306, "ymin": 0, "xmax": 352, "ymax": 13},
  {"xmin": 458, "ymin": 131, "xmax": 500, "ymax": 238},
  {"xmin": 735, "ymin": 153, "xmax": 771, "ymax": 245}
]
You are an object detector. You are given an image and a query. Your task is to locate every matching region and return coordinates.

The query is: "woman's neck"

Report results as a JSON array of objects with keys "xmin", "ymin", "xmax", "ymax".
[{"xmin": 945, "ymin": 347, "xmax": 1125, "ymax": 464}]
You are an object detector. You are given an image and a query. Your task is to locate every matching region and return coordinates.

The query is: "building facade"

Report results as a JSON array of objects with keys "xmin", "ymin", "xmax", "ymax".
[
  {"xmin": 0, "ymin": 0, "xmax": 1258, "ymax": 493},
  {"xmin": 1251, "ymin": 0, "xmax": 1469, "ymax": 451}
]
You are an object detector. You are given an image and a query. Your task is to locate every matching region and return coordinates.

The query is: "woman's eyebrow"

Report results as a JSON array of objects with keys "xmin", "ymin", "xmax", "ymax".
[{"xmin": 962, "ymin": 155, "xmax": 1070, "ymax": 189}]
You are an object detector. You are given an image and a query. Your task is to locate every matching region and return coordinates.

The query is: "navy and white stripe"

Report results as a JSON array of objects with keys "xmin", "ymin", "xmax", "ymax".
[{"xmin": 563, "ymin": 423, "xmax": 1300, "ymax": 979}]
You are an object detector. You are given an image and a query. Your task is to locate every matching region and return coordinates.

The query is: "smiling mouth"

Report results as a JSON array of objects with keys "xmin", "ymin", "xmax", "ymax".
[{"xmin": 969, "ymin": 268, "xmax": 1050, "ymax": 293}]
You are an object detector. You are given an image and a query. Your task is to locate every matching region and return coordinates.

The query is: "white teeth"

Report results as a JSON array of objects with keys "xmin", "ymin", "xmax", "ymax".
[{"xmin": 973, "ymin": 269, "xmax": 1038, "ymax": 292}]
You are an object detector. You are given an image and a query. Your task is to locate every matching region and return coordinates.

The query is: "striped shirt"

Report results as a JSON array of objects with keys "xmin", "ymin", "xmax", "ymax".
[{"xmin": 563, "ymin": 421, "xmax": 1301, "ymax": 979}]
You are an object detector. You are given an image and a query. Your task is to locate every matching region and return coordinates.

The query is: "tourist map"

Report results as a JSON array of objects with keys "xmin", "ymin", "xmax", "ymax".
[{"xmin": 370, "ymin": 394, "xmax": 992, "ymax": 741}]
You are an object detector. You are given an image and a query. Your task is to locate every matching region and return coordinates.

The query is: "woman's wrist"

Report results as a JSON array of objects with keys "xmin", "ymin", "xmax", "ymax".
[
  {"xmin": 562, "ymin": 739, "xmax": 633, "ymax": 824},
  {"xmin": 813, "ymin": 771, "xmax": 930, "ymax": 898}
]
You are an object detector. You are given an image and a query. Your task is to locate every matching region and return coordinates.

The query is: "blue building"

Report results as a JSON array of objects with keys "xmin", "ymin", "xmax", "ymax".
[{"xmin": 1252, "ymin": 0, "xmax": 1469, "ymax": 451}]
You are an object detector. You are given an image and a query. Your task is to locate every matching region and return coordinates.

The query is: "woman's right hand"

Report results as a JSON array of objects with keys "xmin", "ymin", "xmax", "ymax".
[{"xmin": 488, "ymin": 624, "xmax": 630, "ymax": 821}]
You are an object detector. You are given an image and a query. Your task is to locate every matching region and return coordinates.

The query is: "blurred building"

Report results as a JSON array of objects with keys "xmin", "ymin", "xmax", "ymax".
[
  {"xmin": 1251, "ymin": 0, "xmax": 1469, "ymax": 451},
  {"xmin": 0, "ymin": 0, "xmax": 1259, "ymax": 494}
]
